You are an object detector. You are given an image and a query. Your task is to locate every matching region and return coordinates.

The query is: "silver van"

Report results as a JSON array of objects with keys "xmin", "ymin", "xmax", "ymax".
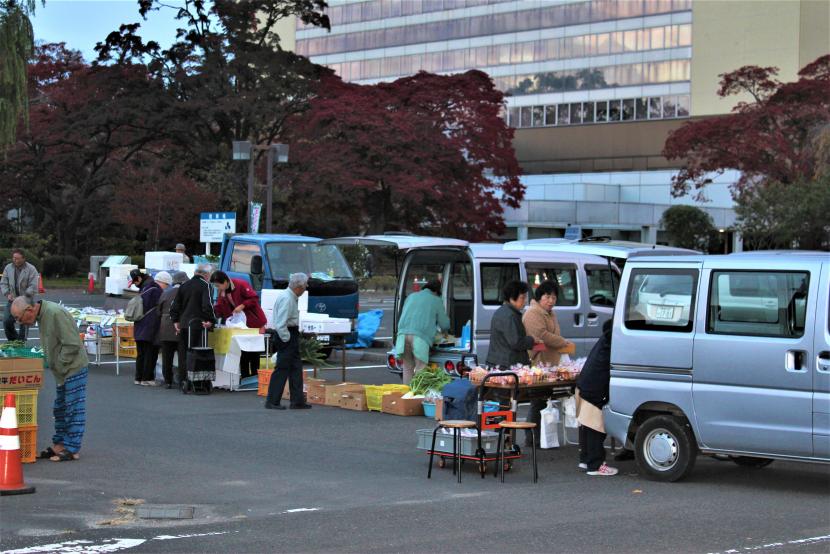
[
  {"xmin": 321, "ymin": 235, "xmax": 624, "ymax": 375},
  {"xmin": 600, "ymin": 250, "xmax": 830, "ymax": 481}
]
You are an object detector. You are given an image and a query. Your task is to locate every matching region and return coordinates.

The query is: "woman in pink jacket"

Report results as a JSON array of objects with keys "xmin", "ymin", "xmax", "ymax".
[{"xmin": 210, "ymin": 271, "xmax": 267, "ymax": 379}]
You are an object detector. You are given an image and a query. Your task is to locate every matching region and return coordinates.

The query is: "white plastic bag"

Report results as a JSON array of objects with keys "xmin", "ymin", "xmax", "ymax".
[
  {"xmin": 225, "ymin": 311, "xmax": 247, "ymax": 328},
  {"xmin": 540, "ymin": 400, "xmax": 560, "ymax": 449},
  {"xmin": 562, "ymin": 395, "xmax": 579, "ymax": 428}
]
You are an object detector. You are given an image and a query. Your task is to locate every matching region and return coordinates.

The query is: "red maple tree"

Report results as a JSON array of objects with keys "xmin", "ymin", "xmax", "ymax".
[
  {"xmin": 282, "ymin": 70, "xmax": 524, "ymax": 240},
  {"xmin": 664, "ymin": 55, "xmax": 830, "ymax": 199}
]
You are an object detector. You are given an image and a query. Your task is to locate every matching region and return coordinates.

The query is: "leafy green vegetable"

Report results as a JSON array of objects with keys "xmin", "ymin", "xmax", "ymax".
[{"xmin": 409, "ymin": 369, "xmax": 452, "ymax": 396}]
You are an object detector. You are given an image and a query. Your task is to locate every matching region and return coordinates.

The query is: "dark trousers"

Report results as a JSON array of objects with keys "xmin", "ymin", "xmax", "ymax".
[
  {"xmin": 240, "ymin": 350, "xmax": 260, "ymax": 380},
  {"xmin": 4, "ymin": 300, "xmax": 27, "ymax": 341},
  {"xmin": 161, "ymin": 340, "xmax": 187, "ymax": 385},
  {"xmin": 135, "ymin": 340, "xmax": 159, "ymax": 382},
  {"xmin": 579, "ymin": 425, "xmax": 607, "ymax": 471},
  {"xmin": 526, "ymin": 398, "xmax": 546, "ymax": 446},
  {"xmin": 266, "ymin": 328, "xmax": 303, "ymax": 406}
]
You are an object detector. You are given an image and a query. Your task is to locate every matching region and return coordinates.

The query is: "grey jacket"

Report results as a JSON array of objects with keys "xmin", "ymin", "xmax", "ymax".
[
  {"xmin": 156, "ymin": 284, "xmax": 181, "ymax": 343},
  {"xmin": 485, "ymin": 302, "xmax": 534, "ymax": 368},
  {"xmin": 1, "ymin": 261, "xmax": 39, "ymax": 299}
]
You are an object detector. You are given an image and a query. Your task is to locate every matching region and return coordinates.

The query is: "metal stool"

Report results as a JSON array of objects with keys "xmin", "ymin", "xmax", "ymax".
[
  {"xmin": 428, "ymin": 420, "xmax": 477, "ymax": 483},
  {"xmin": 496, "ymin": 421, "xmax": 538, "ymax": 483}
]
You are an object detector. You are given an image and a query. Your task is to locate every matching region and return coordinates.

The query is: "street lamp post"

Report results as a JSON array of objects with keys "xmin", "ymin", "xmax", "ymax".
[{"xmin": 232, "ymin": 140, "xmax": 289, "ymax": 234}]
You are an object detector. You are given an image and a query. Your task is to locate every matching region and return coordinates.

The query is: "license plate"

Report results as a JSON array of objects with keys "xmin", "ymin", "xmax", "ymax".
[
  {"xmin": 653, "ymin": 306, "xmax": 674, "ymax": 320},
  {"xmin": 317, "ymin": 335, "xmax": 330, "ymax": 343}
]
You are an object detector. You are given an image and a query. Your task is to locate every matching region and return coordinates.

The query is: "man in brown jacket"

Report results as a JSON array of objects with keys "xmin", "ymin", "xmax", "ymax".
[{"xmin": 522, "ymin": 280, "xmax": 574, "ymax": 446}]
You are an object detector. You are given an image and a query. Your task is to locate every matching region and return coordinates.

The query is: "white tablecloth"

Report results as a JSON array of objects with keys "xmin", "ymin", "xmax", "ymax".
[{"xmin": 212, "ymin": 334, "xmax": 266, "ymax": 391}]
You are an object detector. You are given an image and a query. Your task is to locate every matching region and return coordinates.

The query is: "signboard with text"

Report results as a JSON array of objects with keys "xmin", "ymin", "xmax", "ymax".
[{"xmin": 200, "ymin": 212, "xmax": 236, "ymax": 243}]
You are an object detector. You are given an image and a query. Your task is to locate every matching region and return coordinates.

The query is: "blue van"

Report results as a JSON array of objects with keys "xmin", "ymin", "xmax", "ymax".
[{"xmin": 219, "ymin": 234, "xmax": 358, "ymax": 321}]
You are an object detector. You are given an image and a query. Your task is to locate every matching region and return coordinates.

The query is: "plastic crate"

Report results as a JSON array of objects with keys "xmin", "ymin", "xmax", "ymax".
[
  {"xmin": 19, "ymin": 424, "xmax": 37, "ymax": 464},
  {"xmin": 257, "ymin": 369, "xmax": 274, "ymax": 397},
  {"xmin": 115, "ymin": 324, "xmax": 134, "ymax": 339},
  {"xmin": 365, "ymin": 384, "xmax": 410, "ymax": 412},
  {"xmin": 6, "ymin": 389, "xmax": 37, "ymax": 427},
  {"xmin": 416, "ymin": 428, "xmax": 499, "ymax": 456},
  {"xmin": 118, "ymin": 338, "xmax": 137, "ymax": 358}
]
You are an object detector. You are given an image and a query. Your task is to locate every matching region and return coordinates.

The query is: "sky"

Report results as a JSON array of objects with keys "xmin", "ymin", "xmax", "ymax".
[{"xmin": 31, "ymin": 0, "xmax": 188, "ymax": 62}]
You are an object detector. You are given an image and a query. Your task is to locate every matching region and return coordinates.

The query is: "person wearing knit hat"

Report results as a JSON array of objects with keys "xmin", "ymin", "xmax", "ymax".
[
  {"xmin": 175, "ymin": 244, "xmax": 191, "ymax": 263},
  {"xmin": 154, "ymin": 271, "xmax": 173, "ymax": 286},
  {"xmin": 157, "ymin": 270, "xmax": 187, "ymax": 388}
]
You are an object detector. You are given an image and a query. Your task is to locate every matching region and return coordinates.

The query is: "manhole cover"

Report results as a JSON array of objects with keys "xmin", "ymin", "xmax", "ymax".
[{"xmin": 136, "ymin": 505, "xmax": 195, "ymax": 520}]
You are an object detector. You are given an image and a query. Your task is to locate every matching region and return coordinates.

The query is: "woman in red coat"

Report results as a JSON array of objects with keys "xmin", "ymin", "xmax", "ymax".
[{"xmin": 210, "ymin": 271, "xmax": 267, "ymax": 379}]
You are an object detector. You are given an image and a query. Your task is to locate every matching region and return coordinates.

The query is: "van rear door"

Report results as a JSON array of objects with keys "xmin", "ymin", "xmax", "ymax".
[
  {"xmin": 692, "ymin": 259, "xmax": 816, "ymax": 457},
  {"xmin": 814, "ymin": 261, "xmax": 830, "ymax": 459}
]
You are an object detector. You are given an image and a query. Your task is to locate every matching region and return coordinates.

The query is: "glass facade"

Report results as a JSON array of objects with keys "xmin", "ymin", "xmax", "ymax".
[
  {"xmin": 298, "ymin": 0, "xmax": 512, "ymax": 29},
  {"xmin": 297, "ymin": 0, "xmax": 693, "ymax": 57},
  {"xmin": 327, "ymin": 23, "xmax": 691, "ymax": 82},
  {"xmin": 507, "ymin": 94, "xmax": 690, "ymax": 128}
]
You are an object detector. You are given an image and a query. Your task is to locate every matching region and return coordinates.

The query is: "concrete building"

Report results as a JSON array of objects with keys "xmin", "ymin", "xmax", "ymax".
[{"xmin": 294, "ymin": 0, "xmax": 830, "ymax": 248}]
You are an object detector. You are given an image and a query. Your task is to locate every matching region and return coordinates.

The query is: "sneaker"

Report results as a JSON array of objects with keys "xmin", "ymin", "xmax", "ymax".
[
  {"xmin": 134, "ymin": 380, "xmax": 142, "ymax": 385},
  {"xmin": 578, "ymin": 462, "xmax": 588, "ymax": 471},
  {"xmin": 142, "ymin": 381, "xmax": 159, "ymax": 387},
  {"xmin": 586, "ymin": 463, "xmax": 618, "ymax": 476}
]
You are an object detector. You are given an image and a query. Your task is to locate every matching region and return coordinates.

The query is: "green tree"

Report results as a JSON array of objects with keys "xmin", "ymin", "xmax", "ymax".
[
  {"xmin": 660, "ymin": 205, "xmax": 716, "ymax": 251},
  {"xmin": 734, "ymin": 177, "xmax": 830, "ymax": 251},
  {"xmin": 0, "ymin": 0, "xmax": 40, "ymax": 147}
]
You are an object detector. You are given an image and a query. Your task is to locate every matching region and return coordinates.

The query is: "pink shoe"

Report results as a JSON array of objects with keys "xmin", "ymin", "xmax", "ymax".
[{"xmin": 586, "ymin": 463, "xmax": 619, "ymax": 476}]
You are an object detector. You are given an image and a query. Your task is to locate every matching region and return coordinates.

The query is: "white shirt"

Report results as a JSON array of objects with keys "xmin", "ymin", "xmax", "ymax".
[{"xmin": 271, "ymin": 288, "xmax": 299, "ymax": 342}]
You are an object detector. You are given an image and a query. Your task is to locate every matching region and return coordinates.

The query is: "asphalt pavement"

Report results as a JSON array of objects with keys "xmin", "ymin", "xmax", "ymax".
[{"xmin": 1, "ymin": 290, "xmax": 829, "ymax": 553}]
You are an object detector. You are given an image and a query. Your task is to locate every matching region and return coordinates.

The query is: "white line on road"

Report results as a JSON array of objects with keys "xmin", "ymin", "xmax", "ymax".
[
  {"xmin": 2, "ymin": 532, "xmax": 230, "ymax": 554},
  {"xmin": 707, "ymin": 534, "xmax": 830, "ymax": 554},
  {"xmin": 281, "ymin": 508, "xmax": 320, "ymax": 514}
]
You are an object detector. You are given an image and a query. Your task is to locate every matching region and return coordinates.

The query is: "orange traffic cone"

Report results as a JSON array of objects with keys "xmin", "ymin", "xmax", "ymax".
[
  {"xmin": 412, "ymin": 277, "xmax": 420, "ymax": 292},
  {"xmin": 0, "ymin": 394, "xmax": 36, "ymax": 496},
  {"xmin": 38, "ymin": 275, "xmax": 45, "ymax": 294}
]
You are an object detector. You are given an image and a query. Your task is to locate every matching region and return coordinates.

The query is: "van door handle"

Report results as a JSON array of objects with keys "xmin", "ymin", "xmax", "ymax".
[
  {"xmin": 586, "ymin": 313, "xmax": 599, "ymax": 327},
  {"xmin": 785, "ymin": 350, "xmax": 808, "ymax": 373},
  {"xmin": 574, "ymin": 314, "xmax": 583, "ymax": 327},
  {"xmin": 818, "ymin": 351, "xmax": 830, "ymax": 373}
]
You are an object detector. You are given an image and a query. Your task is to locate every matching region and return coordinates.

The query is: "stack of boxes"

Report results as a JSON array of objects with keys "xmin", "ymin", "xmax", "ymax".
[
  {"xmin": 115, "ymin": 324, "xmax": 137, "ymax": 358},
  {"xmin": 0, "ymin": 353, "xmax": 44, "ymax": 463}
]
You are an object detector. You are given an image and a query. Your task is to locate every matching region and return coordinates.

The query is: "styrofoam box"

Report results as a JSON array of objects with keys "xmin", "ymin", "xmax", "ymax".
[
  {"xmin": 105, "ymin": 276, "xmax": 127, "ymax": 295},
  {"xmin": 416, "ymin": 429, "xmax": 500, "ymax": 456},
  {"xmin": 145, "ymin": 252, "xmax": 183, "ymax": 271},
  {"xmin": 299, "ymin": 316, "xmax": 351, "ymax": 334},
  {"xmin": 261, "ymin": 289, "xmax": 310, "ymax": 328}
]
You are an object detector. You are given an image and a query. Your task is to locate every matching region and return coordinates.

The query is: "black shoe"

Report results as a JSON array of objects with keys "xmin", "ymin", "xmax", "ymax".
[
  {"xmin": 289, "ymin": 403, "xmax": 313, "ymax": 410},
  {"xmin": 265, "ymin": 402, "xmax": 286, "ymax": 410},
  {"xmin": 614, "ymin": 449, "xmax": 635, "ymax": 461}
]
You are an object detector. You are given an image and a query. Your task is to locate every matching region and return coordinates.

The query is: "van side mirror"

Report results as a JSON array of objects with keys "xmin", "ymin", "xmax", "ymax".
[{"xmin": 251, "ymin": 255, "xmax": 263, "ymax": 275}]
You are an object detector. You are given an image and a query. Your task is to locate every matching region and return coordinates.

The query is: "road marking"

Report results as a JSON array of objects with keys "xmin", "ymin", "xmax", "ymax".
[
  {"xmin": 2, "ymin": 532, "xmax": 230, "ymax": 554},
  {"xmin": 707, "ymin": 534, "xmax": 830, "ymax": 554},
  {"xmin": 281, "ymin": 508, "xmax": 319, "ymax": 514}
]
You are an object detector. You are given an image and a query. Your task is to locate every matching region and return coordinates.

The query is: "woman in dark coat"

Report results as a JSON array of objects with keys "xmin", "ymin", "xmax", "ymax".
[
  {"xmin": 156, "ymin": 271, "xmax": 188, "ymax": 388},
  {"xmin": 575, "ymin": 319, "xmax": 618, "ymax": 476},
  {"xmin": 210, "ymin": 271, "xmax": 268, "ymax": 380},
  {"xmin": 130, "ymin": 269, "xmax": 163, "ymax": 386},
  {"xmin": 485, "ymin": 280, "xmax": 540, "ymax": 369}
]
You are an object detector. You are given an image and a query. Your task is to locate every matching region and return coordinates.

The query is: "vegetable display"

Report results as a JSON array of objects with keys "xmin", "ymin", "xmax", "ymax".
[{"xmin": 409, "ymin": 367, "xmax": 453, "ymax": 396}]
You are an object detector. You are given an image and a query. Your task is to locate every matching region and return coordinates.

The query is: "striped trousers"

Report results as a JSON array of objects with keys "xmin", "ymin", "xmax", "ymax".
[{"xmin": 52, "ymin": 367, "xmax": 88, "ymax": 454}]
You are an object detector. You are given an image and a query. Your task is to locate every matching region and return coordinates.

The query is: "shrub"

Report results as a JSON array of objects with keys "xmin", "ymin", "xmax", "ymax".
[
  {"xmin": 41, "ymin": 255, "xmax": 81, "ymax": 278},
  {"xmin": 131, "ymin": 255, "xmax": 144, "ymax": 269}
]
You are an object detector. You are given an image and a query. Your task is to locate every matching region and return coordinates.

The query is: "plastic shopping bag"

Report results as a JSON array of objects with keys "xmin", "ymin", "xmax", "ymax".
[
  {"xmin": 225, "ymin": 311, "xmax": 248, "ymax": 329},
  {"xmin": 540, "ymin": 400, "xmax": 560, "ymax": 449},
  {"xmin": 562, "ymin": 395, "xmax": 579, "ymax": 428}
]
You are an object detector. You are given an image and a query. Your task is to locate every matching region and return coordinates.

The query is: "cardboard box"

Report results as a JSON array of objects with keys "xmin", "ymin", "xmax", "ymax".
[
  {"xmin": 382, "ymin": 392, "xmax": 424, "ymax": 417},
  {"xmin": 0, "ymin": 358, "xmax": 44, "ymax": 372},
  {"xmin": 0, "ymin": 361, "xmax": 44, "ymax": 390},
  {"xmin": 434, "ymin": 398, "xmax": 444, "ymax": 421},
  {"xmin": 306, "ymin": 378, "xmax": 330, "ymax": 405},
  {"xmin": 325, "ymin": 382, "xmax": 362, "ymax": 407},
  {"xmin": 338, "ymin": 388, "xmax": 368, "ymax": 411},
  {"xmin": 281, "ymin": 371, "xmax": 309, "ymax": 400}
]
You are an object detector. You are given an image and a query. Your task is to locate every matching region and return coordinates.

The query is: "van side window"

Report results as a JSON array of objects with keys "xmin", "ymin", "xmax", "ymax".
[
  {"xmin": 707, "ymin": 271, "xmax": 809, "ymax": 338},
  {"xmin": 586, "ymin": 266, "xmax": 619, "ymax": 307},
  {"xmin": 525, "ymin": 264, "xmax": 577, "ymax": 306},
  {"xmin": 451, "ymin": 263, "xmax": 472, "ymax": 301},
  {"xmin": 625, "ymin": 269, "xmax": 698, "ymax": 332},
  {"xmin": 480, "ymin": 263, "xmax": 520, "ymax": 305},
  {"xmin": 229, "ymin": 242, "xmax": 260, "ymax": 274}
]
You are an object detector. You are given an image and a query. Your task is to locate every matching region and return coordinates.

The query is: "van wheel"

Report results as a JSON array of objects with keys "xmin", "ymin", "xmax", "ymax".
[
  {"xmin": 634, "ymin": 415, "xmax": 697, "ymax": 482},
  {"xmin": 730, "ymin": 456, "xmax": 774, "ymax": 468}
]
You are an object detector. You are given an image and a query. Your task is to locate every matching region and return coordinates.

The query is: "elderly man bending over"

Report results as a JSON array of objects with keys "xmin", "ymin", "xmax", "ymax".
[
  {"xmin": 265, "ymin": 273, "xmax": 313, "ymax": 410},
  {"xmin": 11, "ymin": 296, "xmax": 88, "ymax": 462}
]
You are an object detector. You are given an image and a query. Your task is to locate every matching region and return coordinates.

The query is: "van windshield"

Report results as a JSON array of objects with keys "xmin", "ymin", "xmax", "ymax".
[{"xmin": 265, "ymin": 243, "xmax": 354, "ymax": 281}]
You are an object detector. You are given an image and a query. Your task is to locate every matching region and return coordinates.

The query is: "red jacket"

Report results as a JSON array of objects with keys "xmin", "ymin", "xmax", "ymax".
[{"xmin": 213, "ymin": 278, "xmax": 267, "ymax": 329}]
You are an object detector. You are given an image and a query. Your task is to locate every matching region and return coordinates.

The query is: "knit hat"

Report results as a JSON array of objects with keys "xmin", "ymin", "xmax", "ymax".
[
  {"xmin": 172, "ymin": 271, "xmax": 188, "ymax": 285},
  {"xmin": 154, "ymin": 271, "xmax": 173, "ymax": 285}
]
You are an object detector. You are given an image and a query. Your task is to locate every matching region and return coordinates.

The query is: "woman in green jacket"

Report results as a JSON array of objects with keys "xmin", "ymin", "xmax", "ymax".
[{"xmin": 395, "ymin": 280, "xmax": 450, "ymax": 384}]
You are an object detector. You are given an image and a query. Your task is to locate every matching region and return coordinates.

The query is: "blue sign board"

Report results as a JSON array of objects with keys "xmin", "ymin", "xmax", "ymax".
[{"xmin": 200, "ymin": 212, "xmax": 236, "ymax": 243}]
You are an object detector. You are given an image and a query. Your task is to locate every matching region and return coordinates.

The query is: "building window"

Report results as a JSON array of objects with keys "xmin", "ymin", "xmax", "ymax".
[
  {"xmin": 520, "ymin": 106, "xmax": 532, "ymax": 128},
  {"xmin": 622, "ymin": 98, "xmax": 635, "ymax": 120},
  {"xmin": 545, "ymin": 105, "xmax": 557, "ymax": 126},
  {"xmin": 531, "ymin": 105, "xmax": 545, "ymax": 127},
  {"xmin": 595, "ymin": 101, "xmax": 608, "ymax": 123},
  {"xmin": 557, "ymin": 104, "xmax": 570, "ymax": 125},
  {"xmin": 649, "ymin": 97, "xmax": 662, "ymax": 119}
]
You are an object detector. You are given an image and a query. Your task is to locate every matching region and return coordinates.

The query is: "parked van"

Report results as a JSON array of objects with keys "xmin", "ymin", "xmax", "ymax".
[
  {"xmin": 321, "ymin": 235, "xmax": 630, "ymax": 375},
  {"xmin": 219, "ymin": 234, "xmax": 359, "ymax": 321},
  {"xmin": 533, "ymin": 245, "xmax": 829, "ymax": 481}
]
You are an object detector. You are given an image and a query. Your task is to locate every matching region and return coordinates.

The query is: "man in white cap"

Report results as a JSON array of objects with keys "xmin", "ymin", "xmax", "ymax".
[{"xmin": 175, "ymin": 243, "xmax": 191, "ymax": 263}]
